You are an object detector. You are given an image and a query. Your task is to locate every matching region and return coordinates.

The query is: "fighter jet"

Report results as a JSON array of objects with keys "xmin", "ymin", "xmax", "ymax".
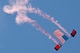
[
  {"xmin": 54, "ymin": 43, "xmax": 62, "ymax": 51},
  {"xmin": 71, "ymin": 29, "xmax": 77, "ymax": 37}
]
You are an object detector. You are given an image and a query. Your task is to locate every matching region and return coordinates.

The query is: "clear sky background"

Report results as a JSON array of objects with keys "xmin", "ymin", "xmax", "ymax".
[{"xmin": 0, "ymin": 0, "xmax": 80, "ymax": 53}]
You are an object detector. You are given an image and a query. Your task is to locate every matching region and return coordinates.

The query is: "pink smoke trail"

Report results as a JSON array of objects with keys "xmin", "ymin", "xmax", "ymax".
[{"xmin": 3, "ymin": 0, "xmax": 59, "ymax": 44}]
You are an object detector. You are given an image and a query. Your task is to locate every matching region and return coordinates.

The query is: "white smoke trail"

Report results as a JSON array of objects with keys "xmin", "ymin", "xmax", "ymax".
[
  {"xmin": 25, "ymin": 6, "xmax": 71, "ymax": 37},
  {"xmin": 15, "ymin": 13, "xmax": 59, "ymax": 44},
  {"xmin": 33, "ymin": 9, "xmax": 71, "ymax": 37},
  {"xmin": 15, "ymin": 13, "xmax": 35, "ymax": 24},
  {"xmin": 31, "ymin": 22, "xmax": 58, "ymax": 44},
  {"xmin": 13, "ymin": 2, "xmax": 71, "ymax": 37},
  {"xmin": 3, "ymin": 0, "xmax": 59, "ymax": 44}
]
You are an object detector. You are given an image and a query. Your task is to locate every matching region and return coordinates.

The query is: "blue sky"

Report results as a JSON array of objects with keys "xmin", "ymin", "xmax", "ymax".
[{"xmin": 0, "ymin": 0, "xmax": 80, "ymax": 53}]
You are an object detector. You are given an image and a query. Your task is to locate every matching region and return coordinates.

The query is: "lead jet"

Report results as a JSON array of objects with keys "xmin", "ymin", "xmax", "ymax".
[{"xmin": 71, "ymin": 29, "xmax": 77, "ymax": 37}]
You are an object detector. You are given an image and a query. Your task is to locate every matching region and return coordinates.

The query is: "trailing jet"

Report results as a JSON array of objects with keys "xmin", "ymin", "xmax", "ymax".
[
  {"xmin": 54, "ymin": 43, "xmax": 62, "ymax": 51},
  {"xmin": 71, "ymin": 29, "xmax": 77, "ymax": 37}
]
